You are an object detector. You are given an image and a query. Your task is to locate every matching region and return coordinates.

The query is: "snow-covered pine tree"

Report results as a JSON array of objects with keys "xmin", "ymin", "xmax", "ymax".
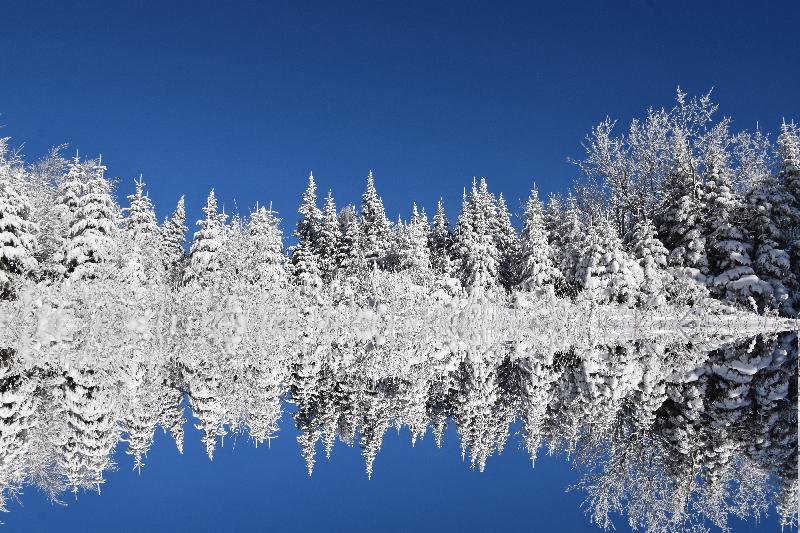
[
  {"xmin": 336, "ymin": 204, "xmax": 365, "ymax": 281},
  {"xmin": 553, "ymin": 194, "xmax": 585, "ymax": 296},
  {"xmin": 183, "ymin": 189, "xmax": 226, "ymax": 287},
  {"xmin": 123, "ymin": 176, "xmax": 163, "ymax": 285},
  {"xmin": 291, "ymin": 172, "xmax": 322, "ymax": 290},
  {"xmin": 658, "ymin": 130, "xmax": 707, "ymax": 278},
  {"xmin": 517, "ymin": 185, "xmax": 562, "ymax": 294},
  {"xmin": 406, "ymin": 203, "xmax": 431, "ymax": 282},
  {"xmin": 360, "ymin": 171, "xmax": 389, "ymax": 270},
  {"xmin": 428, "ymin": 198, "xmax": 453, "ymax": 276},
  {"xmin": 576, "ymin": 216, "xmax": 642, "ymax": 304},
  {"xmin": 746, "ymin": 176, "xmax": 795, "ymax": 313},
  {"xmin": 63, "ymin": 157, "xmax": 119, "ymax": 281},
  {"xmin": 125, "ymin": 176, "xmax": 158, "ymax": 241},
  {"xmin": 0, "ymin": 161, "xmax": 38, "ymax": 296},
  {"xmin": 625, "ymin": 216, "xmax": 668, "ymax": 305},
  {"xmin": 245, "ymin": 204, "xmax": 286, "ymax": 290},
  {"xmin": 160, "ymin": 196, "xmax": 187, "ymax": 287},
  {"xmin": 703, "ymin": 145, "xmax": 771, "ymax": 306},
  {"xmin": 495, "ymin": 193, "xmax": 521, "ymax": 292},
  {"xmin": 317, "ymin": 190, "xmax": 341, "ymax": 283},
  {"xmin": 776, "ymin": 121, "xmax": 800, "ymax": 311},
  {"xmin": 455, "ymin": 178, "xmax": 500, "ymax": 298}
]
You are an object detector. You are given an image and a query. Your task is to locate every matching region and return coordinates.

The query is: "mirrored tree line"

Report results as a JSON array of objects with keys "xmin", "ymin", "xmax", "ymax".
[
  {"xmin": 0, "ymin": 90, "xmax": 797, "ymax": 532},
  {"xmin": 0, "ymin": 290, "xmax": 796, "ymax": 532}
]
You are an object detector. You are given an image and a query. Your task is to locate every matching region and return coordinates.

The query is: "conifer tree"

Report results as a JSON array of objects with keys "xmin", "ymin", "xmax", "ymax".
[
  {"xmin": 576, "ymin": 217, "xmax": 642, "ymax": 304},
  {"xmin": 625, "ymin": 217, "xmax": 668, "ymax": 304},
  {"xmin": 0, "ymin": 166, "xmax": 38, "ymax": 295},
  {"xmin": 495, "ymin": 193, "xmax": 521, "ymax": 291},
  {"xmin": 658, "ymin": 131, "xmax": 707, "ymax": 276},
  {"xmin": 183, "ymin": 189, "xmax": 226, "ymax": 287},
  {"xmin": 703, "ymin": 147, "xmax": 770, "ymax": 305},
  {"xmin": 160, "ymin": 196, "xmax": 187, "ymax": 286},
  {"xmin": 124, "ymin": 176, "xmax": 162, "ymax": 284},
  {"xmin": 776, "ymin": 121, "xmax": 800, "ymax": 311},
  {"xmin": 455, "ymin": 178, "xmax": 500, "ymax": 298},
  {"xmin": 360, "ymin": 171, "xmax": 389, "ymax": 270},
  {"xmin": 63, "ymin": 158, "xmax": 119, "ymax": 281},
  {"xmin": 553, "ymin": 195, "xmax": 585, "ymax": 295},
  {"xmin": 291, "ymin": 172, "xmax": 322, "ymax": 290},
  {"xmin": 336, "ymin": 204, "xmax": 365, "ymax": 280},
  {"xmin": 125, "ymin": 176, "xmax": 158, "ymax": 241},
  {"xmin": 428, "ymin": 198, "xmax": 452, "ymax": 276},
  {"xmin": 518, "ymin": 186, "xmax": 562, "ymax": 293},
  {"xmin": 317, "ymin": 190, "xmax": 341, "ymax": 283},
  {"xmin": 746, "ymin": 175, "xmax": 795, "ymax": 313},
  {"xmin": 245, "ymin": 204, "xmax": 286, "ymax": 289}
]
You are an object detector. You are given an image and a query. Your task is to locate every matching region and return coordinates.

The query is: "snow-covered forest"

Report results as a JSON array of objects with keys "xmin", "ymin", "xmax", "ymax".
[
  {"xmin": 0, "ymin": 91, "xmax": 798, "ymax": 312},
  {"xmin": 0, "ymin": 90, "xmax": 798, "ymax": 532}
]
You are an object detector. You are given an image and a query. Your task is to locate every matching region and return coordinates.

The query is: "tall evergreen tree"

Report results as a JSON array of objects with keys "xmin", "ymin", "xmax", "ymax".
[
  {"xmin": 360, "ymin": 171, "xmax": 389, "ymax": 270},
  {"xmin": 0, "ymin": 166, "xmax": 38, "ymax": 295},
  {"xmin": 428, "ymin": 198, "xmax": 452, "ymax": 276},
  {"xmin": 124, "ymin": 176, "xmax": 162, "ymax": 284},
  {"xmin": 336, "ymin": 204, "xmax": 365, "ymax": 280},
  {"xmin": 63, "ymin": 158, "xmax": 118, "ymax": 281},
  {"xmin": 495, "ymin": 193, "xmax": 521, "ymax": 291},
  {"xmin": 553, "ymin": 194, "xmax": 585, "ymax": 296},
  {"xmin": 291, "ymin": 172, "xmax": 322, "ymax": 290},
  {"xmin": 245, "ymin": 204, "xmax": 286, "ymax": 289},
  {"xmin": 183, "ymin": 189, "xmax": 226, "ymax": 287},
  {"xmin": 704, "ymin": 147, "xmax": 770, "ymax": 305},
  {"xmin": 518, "ymin": 186, "xmax": 561, "ymax": 293},
  {"xmin": 625, "ymin": 217, "xmax": 668, "ymax": 304},
  {"xmin": 160, "ymin": 196, "xmax": 187, "ymax": 286},
  {"xmin": 658, "ymin": 131, "xmax": 707, "ymax": 276},
  {"xmin": 776, "ymin": 121, "xmax": 800, "ymax": 311},
  {"xmin": 317, "ymin": 190, "xmax": 340, "ymax": 283},
  {"xmin": 455, "ymin": 178, "xmax": 500, "ymax": 298}
]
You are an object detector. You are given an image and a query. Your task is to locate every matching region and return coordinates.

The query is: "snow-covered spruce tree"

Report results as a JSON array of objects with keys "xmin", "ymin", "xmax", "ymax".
[
  {"xmin": 123, "ymin": 176, "xmax": 163, "ymax": 285},
  {"xmin": 746, "ymin": 175, "xmax": 796, "ymax": 313},
  {"xmin": 517, "ymin": 185, "xmax": 562, "ymax": 294},
  {"xmin": 703, "ymin": 145, "xmax": 770, "ymax": 306},
  {"xmin": 125, "ymin": 176, "xmax": 158, "ymax": 241},
  {"xmin": 624, "ymin": 216, "xmax": 668, "ymax": 306},
  {"xmin": 183, "ymin": 189, "xmax": 226, "ymax": 287},
  {"xmin": 244, "ymin": 204, "xmax": 286, "ymax": 290},
  {"xmin": 454, "ymin": 179, "xmax": 501, "ymax": 299},
  {"xmin": 291, "ymin": 172, "xmax": 322, "ymax": 291},
  {"xmin": 317, "ymin": 190, "xmax": 341, "ymax": 283},
  {"xmin": 160, "ymin": 196, "xmax": 187, "ymax": 287},
  {"xmin": 776, "ymin": 121, "xmax": 800, "ymax": 311},
  {"xmin": 495, "ymin": 193, "xmax": 521, "ymax": 292},
  {"xmin": 576, "ymin": 216, "xmax": 642, "ymax": 304},
  {"xmin": 360, "ymin": 170, "xmax": 390, "ymax": 270},
  {"xmin": 428, "ymin": 198, "xmax": 453, "ymax": 276},
  {"xmin": 407, "ymin": 203, "xmax": 432, "ymax": 282},
  {"xmin": 335, "ymin": 204, "xmax": 366, "ymax": 281},
  {"xmin": 552, "ymin": 194, "xmax": 585, "ymax": 296},
  {"xmin": 0, "ymin": 161, "xmax": 38, "ymax": 296},
  {"xmin": 63, "ymin": 158, "xmax": 119, "ymax": 281},
  {"xmin": 657, "ymin": 131, "xmax": 708, "ymax": 278}
]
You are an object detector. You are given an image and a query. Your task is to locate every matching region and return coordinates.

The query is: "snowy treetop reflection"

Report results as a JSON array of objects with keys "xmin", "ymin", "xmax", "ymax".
[{"xmin": 0, "ymin": 284, "xmax": 797, "ymax": 532}]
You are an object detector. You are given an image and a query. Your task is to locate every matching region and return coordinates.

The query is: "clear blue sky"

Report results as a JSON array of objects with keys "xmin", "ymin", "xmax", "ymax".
[
  {"xmin": 1, "ymin": 1, "xmax": 798, "ymax": 228},
  {"xmin": 1, "ymin": 2, "xmax": 795, "ymax": 531}
]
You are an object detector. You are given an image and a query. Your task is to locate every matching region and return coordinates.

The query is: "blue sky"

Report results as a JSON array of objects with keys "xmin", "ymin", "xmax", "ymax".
[
  {"xmin": 1, "ymin": 2, "xmax": 796, "ymax": 531},
  {"xmin": 1, "ymin": 1, "xmax": 798, "ymax": 229}
]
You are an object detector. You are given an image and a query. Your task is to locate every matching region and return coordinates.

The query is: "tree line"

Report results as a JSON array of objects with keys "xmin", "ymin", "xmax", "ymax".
[{"xmin": 0, "ymin": 89, "xmax": 798, "ymax": 314}]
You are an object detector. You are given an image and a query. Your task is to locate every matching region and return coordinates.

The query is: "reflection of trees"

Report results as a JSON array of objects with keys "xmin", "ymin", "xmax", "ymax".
[{"xmin": 0, "ymin": 296, "xmax": 796, "ymax": 532}]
